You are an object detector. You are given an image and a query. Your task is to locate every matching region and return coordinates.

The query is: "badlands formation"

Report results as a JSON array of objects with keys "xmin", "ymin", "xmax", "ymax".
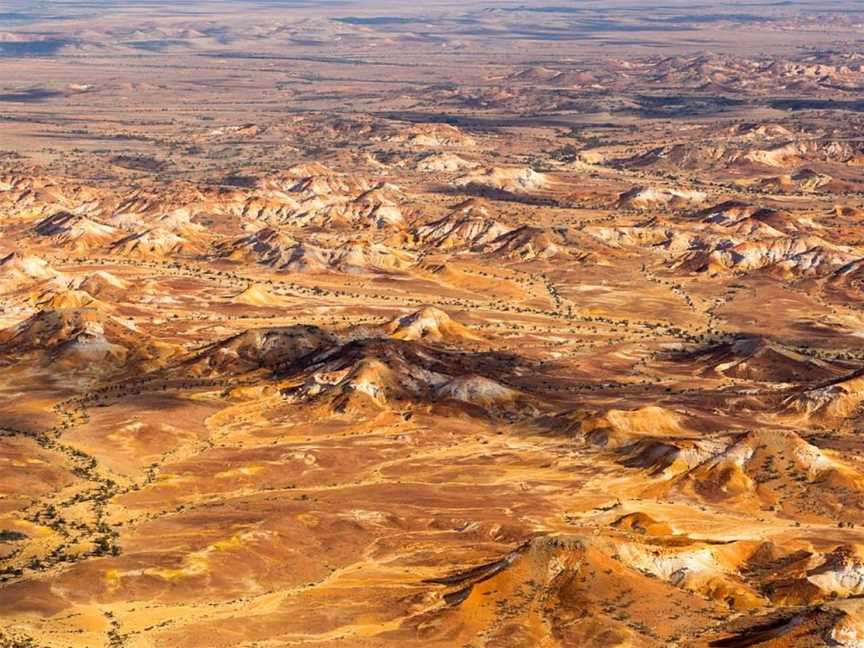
[{"xmin": 4, "ymin": 1, "xmax": 864, "ymax": 647}]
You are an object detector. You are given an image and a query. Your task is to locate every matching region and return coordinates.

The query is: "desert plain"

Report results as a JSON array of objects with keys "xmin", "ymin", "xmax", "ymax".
[{"xmin": 3, "ymin": 1, "xmax": 864, "ymax": 646}]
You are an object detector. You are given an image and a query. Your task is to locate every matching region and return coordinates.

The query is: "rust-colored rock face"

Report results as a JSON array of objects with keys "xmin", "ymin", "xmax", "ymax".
[{"xmin": 4, "ymin": 2, "xmax": 864, "ymax": 647}]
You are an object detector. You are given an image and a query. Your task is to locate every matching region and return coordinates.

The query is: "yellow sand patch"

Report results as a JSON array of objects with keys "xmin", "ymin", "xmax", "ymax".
[
  {"xmin": 155, "ymin": 473, "xmax": 193, "ymax": 487},
  {"xmin": 11, "ymin": 457, "xmax": 45, "ymax": 466},
  {"xmin": 105, "ymin": 568, "xmax": 122, "ymax": 590},
  {"xmin": 187, "ymin": 390, "xmax": 227, "ymax": 402},
  {"xmin": 145, "ymin": 530, "xmax": 264, "ymax": 581},
  {"xmin": 215, "ymin": 465, "xmax": 264, "ymax": 479},
  {"xmin": 212, "ymin": 534, "xmax": 246, "ymax": 551},
  {"xmin": 298, "ymin": 513, "xmax": 320, "ymax": 528}
]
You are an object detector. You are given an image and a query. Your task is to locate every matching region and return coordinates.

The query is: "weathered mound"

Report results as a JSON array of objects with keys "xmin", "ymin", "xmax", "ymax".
[
  {"xmin": 616, "ymin": 436, "xmax": 725, "ymax": 477},
  {"xmin": 384, "ymin": 307, "xmax": 481, "ymax": 342},
  {"xmin": 694, "ymin": 200, "xmax": 762, "ymax": 223},
  {"xmin": 669, "ymin": 429, "xmax": 864, "ymax": 523},
  {"xmin": 673, "ymin": 235, "xmax": 855, "ymax": 278},
  {"xmin": 415, "ymin": 152, "xmax": 478, "ymax": 173},
  {"xmin": 109, "ymin": 228, "xmax": 202, "ymax": 259},
  {"xmin": 211, "ymin": 227, "xmax": 300, "ymax": 266},
  {"xmin": 249, "ymin": 166, "xmax": 408, "ymax": 231},
  {"xmin": 212, "ymin": 229, "xmax": 331, "ymax": 273},
  {"xmin": 0, "ymin": 175, "xmax": 106, "ymax": 221},
  {"xmin": 702, "ymin": 205, "xmax": 810, "ymax": 241},
  {"xmin": 411, "ymin": 535, "xmax": 721, "ymax": 646},
  {"xmin": 611, "ymin": 128, "xmax": 863, "ymax": 175},
  {"xmin": 617, "ymin": 186, "xmax": 707, "ymax": 210},
  {"xmin": 0, "ymin": 308, "xmax": 173, "ymax": 371},
  {"xmin": 611, "ymin": 512, "xmax": 674, "ymax": 537},
  {"xmin": 707, "ymin": 605, "xmax": 856, "ymax": 647},
  {"xmin": 232, "ymin": 284, "xmax": 288, "ymax": 307},
  {"xmin": 508, "ymin": 66, "xmax": 599, "ymax": 87},
  {"xmin": 479, "ymin": 225, "xmax": 571, "ymax": 261},
  {"xmin": 327, "ymin": 239, "xmax": 414, "ymax": 273},
  {"xmin": 398, "ymin": 123, "xmax": 476, "ymax": 148},
  {"xmin": 454, "ymin": 166, "xmax": 549, "ymax": 194},
  {"xmin": 180, "ymin": 325, "xmax": 339, "ymax": 377},
  {"xmin": 413, "ymin": 199, "xmax": 508, "ymax": 251},
  {"xmin": 70, "ymin": 271, "xmax": 130, "ymax": 299},
  {"xmin": 32, "ymin": 288, "xmax": 102, "ymax": 311},
  {"xmin": 261, "ymin": 163, "xmax": 370, "ymax": 198},
  {"xmin": 0, "ymin": 252, "xmax": 65, "ymax": 290},
  {"xmin": 435, "ymin": 375, "xmax": 521, "ymax": 408},
  {"xmin": 741, "ymin": 140, "xmax": 861, "ymax": 168},
  {"xmin": 782, "ymin": 368, "xmax": 864, "ymax": 424},
  {"xmin": 612, "ymin": 537, "xmax": 769, "ymax": 611},
  {"xmin": 826, "ymin": 258, "xmax": 864, "ymax": 301},
  {"xmin": 611, "ymin": 529, "xmax": 864, "ymax": 615},
  {"xmin": 694, "ymin": 202, "xmax": 805, "ymax": 236},
  {"xmin": 306, "ymin": 184, "xmax": 407, "ymax": 230},
  {"xmin": 579, "ymin": 405, "xmax": 697, "ymax": 448},
  {"xmin": 755, "ymin": 168, "xmax": 839, "ymax": 193},
  {"xmin": 585, "ymin": 222, "xmax": 674, "ymax": 250},
  {"xmin": 801, "ymin": 545, "xmax": 864, "ymax": 602},
  {"xmin": 673, "ymin": 336, "xmax": 845, "ymax": 383},
  {"xmin": 280, "ymin": 337, "xmax": 529, "ymax": 418},
  {"xmin": 31, "ymin": 211, "xmax": 118, "ymax": 253},
  {"xmin": 273, "ymin": 241, "xmax": 330, "ymax": 273}
]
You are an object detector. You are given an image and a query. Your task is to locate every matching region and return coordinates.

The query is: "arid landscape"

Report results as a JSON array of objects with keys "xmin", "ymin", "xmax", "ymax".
[{"xmin": 3, "ymin": 1, "xmax": 864, "ymax": 646}]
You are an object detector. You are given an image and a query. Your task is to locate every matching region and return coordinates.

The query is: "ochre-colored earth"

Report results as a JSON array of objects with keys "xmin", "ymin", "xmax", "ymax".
[{"xmin": 4, "ymin": 1, "xmax": 864, "ymax": 646}]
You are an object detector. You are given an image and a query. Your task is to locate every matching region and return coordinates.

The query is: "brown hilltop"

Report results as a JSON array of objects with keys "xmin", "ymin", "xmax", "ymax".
[
  {"xmin": 31, "ymin": 212, "xmax": 119, "ymax": 254},
  {"xmin": 231, "ymin": 283, "xmax": 290, "ymax": 307},
  {"xmin": 70, "ymin": 271, "xmax": 130, "ymax": 299},
  {"xmin": 477, "ymin": 224, "xmax": 587, "ymax": 262},
  {"xmin": 0, "ymin": 308, "xmax": 177, "ymax": 372},
  {"xmin": 783, "ymin": 368, "xmax": 864, "ymax": 426},
  {"xmin": 108, "ymin": 227, "xmax": 204, "ymax": 260},
  {"xmin": 31, "ymin": 288, "xmax": 105, "ymax": 311},
  {"xmin": 0, "ymin": 252, "xmax": 65, "ymax": 291},
  {"xmin": 663, "ymin": 429, "xmax": 864, "ymax": 524},
  {"xmin": 384, "ymin": 306, "xmax": 481, "ymax": 342},
  {"xmin": 672, "ymin": 336, "xmax": 847, "ymax": 383},
  {"xmin": 211, "ymin": 227, "xmax": 302, "ymax": 267},
  {"xmin": 454, "ymin": 166, "xmax": 551, "ymax": 194},
  {"xmin": 413, "ymin": 199, "xmax": 508, "ymax": 251},
  {"xmin": 274, "ymin": 327, "xmax": 532, "ymax": 419},
  {"xmin": 412, "ymin": 535, "xmax": 721, "ymax": 646},
  {"xmin": 180, "ymin": 324, "xmax": 339, "ymax": 377},
  {"xmin": 673, "ymin": 235, "xmax": 857, "ymax": 278}
]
